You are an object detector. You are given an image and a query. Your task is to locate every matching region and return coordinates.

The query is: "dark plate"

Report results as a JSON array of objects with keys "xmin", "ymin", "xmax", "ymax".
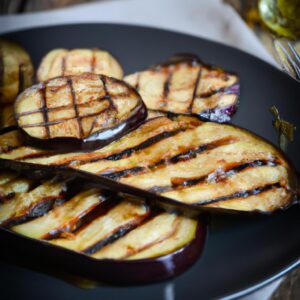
[{"xmin": 0, "ymin": 24, "xmax": 300, "ymax": 300}]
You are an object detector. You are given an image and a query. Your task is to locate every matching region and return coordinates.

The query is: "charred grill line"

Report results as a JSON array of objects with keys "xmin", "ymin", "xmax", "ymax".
[
  {"xmin": 189, "ymin": 67, "xmax": 202, "ymax": 113},
  {"xmin": 149, "ymin": 160, "xmax": 277, "ymax": 193},
  {"xmin": 18, "ymin": 63, "xmax": 24, "ymax": 95},
  {"xmin": 91, "ymin": 49, "xmax": 96, "ymax": 73},
  {"xmin": 16, "ymin": 96, "xmax": 110, "ymax": 117},
  {"xmin": 0, "ymin": 192, "xmax": 15, "ymax": 203},
  {"xmin": 1, "ymin": 194, "xmax": 66, "ymax": 228},
  {"xmin": 84, "ymin": 128, "xmax": 184, "ymax": 164},
  {"xmin": 198, "ymin": 81, "xmax": 238, "ymax": 99},
  {"xmin": 104, "ymin": 167, "xmax": 145, "ymax": 179},
  {"xmin": 100, "ymin": 75, "xmax": 117, "ymax": 113},
  {"xmin": 61, "ymin": 53, "xmax": 67, "ymax": 76},
  {"xmin": 68, "ymin": 78, "xmax": 84, "ymax": 138},
  {"xmin": 162, "ymin": 69, "xmax": 173, "ymax": 108},
  {"xmin": 83, "ymin": 223, "xmax": 137, "ymax": 255},
  {"xmin": 195, "ymin": 183, "xmax": 282, "ymax": 206},
  {"xmin": 45, "ymin": 196, "xmax": 118, "ymax": 240},
  {"xmin": 83, "ymin": 210, "xmax": 157, "ymax": 255},
  {"xmin": 99, "ymin": 137, "xmax": 235, "ymax": 179},
  {"xmin": 87, "ymin": 76, "xmax": 117, "ymax": 136}
]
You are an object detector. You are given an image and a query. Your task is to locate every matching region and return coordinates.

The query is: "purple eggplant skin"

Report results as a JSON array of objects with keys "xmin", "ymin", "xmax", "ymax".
[
  {"xmin": 0, "ymin": 220, "xmax": 207, "ymax": 285},
  {"xmin": 19, "ymin": 102, "xmax": 147, "ymax": 153}
]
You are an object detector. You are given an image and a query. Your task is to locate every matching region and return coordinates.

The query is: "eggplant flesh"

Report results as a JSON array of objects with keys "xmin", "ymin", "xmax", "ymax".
[
  {"xmin": 0, "ymin": 116, "xmax": 296, "ymax": 213},
  {"xmin": 37, "ymin": 48, "xmax": 123, "ymax": 82},
  {"xmin": 14, "ymin": 73, "xmax": 147, "ymax": 151},
  {"xmin": 0, "ymin": 39, "xmax": 34, "ymax": 105},
  {"xmin": 0, "ymin": 170, "xmax": 202, "ymax": 261},
  {"xmin": 124, "ymin": 55, "xmax": 239, "ymax": 122}
]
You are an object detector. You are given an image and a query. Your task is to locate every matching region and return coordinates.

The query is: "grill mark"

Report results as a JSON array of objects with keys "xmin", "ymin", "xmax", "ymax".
[
  {"xmin": 61, "ymin": 53, "xmax": 67, "ymax": 76},
  {"xmin": 189, "ymin": 67, "xmax": 202, "ymax": 113},
  {"xmin": 19, "ymin": 110, "xmax": 109, "ymax": 128},
  {"xmin": 68, "ymin": 78, "xmax": 84, "ymax": 138},
  {"xmin": 91, "ymin": 49, "xmax": 96, "ymax": 73},
  {"xmin": 44, "ymin": 195, "xmax": 115, "ymax": 240},
  {"xmin": 88, "ymin": 76, "xmax": 117, "ymax": 135},
  {"xmin": 18, "ymin": 63, "xmax": 24, "ymax": 95},
  {"xmin": 119, "ymin": 214, "xmax": 180, "ymax": 259},
  {"xmin": 149, "ymin": 160, "xmax": 277, "ymax": 193},
  {"xmin": 1, "ymin": 194, "xmax": 66, "ymax": 228},
  {"xmin": 198, "ymin": 82, "xmax": 239, "ymax": 99},
  {"xmin": 40, "ymin": 85, "xmax": 50, "ymax": 138},
  {"xmin": 161, "ymin": 69, "xmax": 173, "ymax": 108},
  {"xmin": 100, "ymin": 136, "xmax": 236, "ymax": 179},
  {"xmin": 85, "ymin": 128, "xmax": 184, "ymax": 164},
  {"xmin": 104, "ymin": 167, "xmax": 145, "ymax": 180},
  {"xmin": 16, "ymin": 96, "xmax": 110, "ymax": 117},
  {"xmin": 83, "ymin": 210, "xmax": 157, "ymax": 255},
  {"xmin": 100, "ymin": 76, "xmax": 117, "ymax": 112},
  {"xmin": 197, "ymin": 183, "xmax": 282, "ymax": 206}
]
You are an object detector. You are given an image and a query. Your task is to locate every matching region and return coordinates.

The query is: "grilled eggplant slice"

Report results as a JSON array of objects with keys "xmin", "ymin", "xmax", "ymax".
[
  {"xmin": 0, "ymin": 39, "xmax": 34, "ymax": 105},
  {"xmin": 37, "ymin": 48, "xmax": 123, "ymax": 82},
  {"xmin": 124, "ymin": 55, "xmax": 239, "ymax": 122},
  {"xmin": 1, "ymin": 116, "xmax": 296, "ymax": 213},
  {"xmin": 14, "ymin": 73, "xmax": 147, "ymax": 151},
  {"xmin": 0, "ymin": 40, "xmax": 34, "ymax": 129},
  {"xmin": 0, "ymin": 170, "xmax": 206, "ymax": 284}
]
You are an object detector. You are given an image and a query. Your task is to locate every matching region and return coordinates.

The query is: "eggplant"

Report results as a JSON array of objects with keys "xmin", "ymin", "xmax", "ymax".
[
  {"xmin": 0, "ymin": 40, "xmax": 34, "ymax": 129},
  {"xmin": 37, "ymin": 48, "xmax": 123, "ymax": 82},
  {"xmin": 14, "ymin": 73, "xmax": 147, "ymax": 151},
  {"xmin": 0, "ymin": 170, "xmax": 206, "ymax": 284},
  {"xmin": 0, "ymin": 127, "xmax": 23, "ymax": 153},
  {"xmin": 1, "ymin": 105, "xmax": 16, "ymax": 128},
  {"xmin": 0, "ymin": 116, "xmax": 297, "ymax": 213},
  {"xmin": 0, "ymin": 39, "xmax": 34, "ymax": 105},
  {"xmin": 124, "ymin": 54, "xmax": 239, "ymax": 122}
]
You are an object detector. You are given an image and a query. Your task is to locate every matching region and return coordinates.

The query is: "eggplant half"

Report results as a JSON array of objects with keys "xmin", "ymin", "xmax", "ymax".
[
  {"xmin": 14, "ymin": 73, "xmax": 147, "ymax": 151},
  {"xmin": 0, "ymin": 170, "xmax": 206, "ymax": 284},
  {"xmin": 0, "ymin": 116, "xmax": 297, "ymax": 213},
  {"xmin": 37, "ymin": 48, "xmax": 123, "ymax": 82},
  {"xmin": 124, "ymin": 55, "xmax": 239, "ymax": 122}
]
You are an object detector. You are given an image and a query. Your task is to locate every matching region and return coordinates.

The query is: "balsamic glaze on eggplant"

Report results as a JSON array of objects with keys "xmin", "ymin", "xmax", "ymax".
[
  {"xmin": 124, "ymin": 55, "xmax": 240, "ymax": 123},
  {"xmin": 0, "ymin": 116, "xmax": 297, "ymax": 213},
  {"xmin": 14, "ymin": 73, "xmax": 147, "ymax": 151}
]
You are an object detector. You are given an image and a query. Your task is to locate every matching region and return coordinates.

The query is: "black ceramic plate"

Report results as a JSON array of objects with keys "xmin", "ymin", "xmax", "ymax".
[{"xmin": 0, "ymin": 24, "xmax": 299, "ymax": 300}]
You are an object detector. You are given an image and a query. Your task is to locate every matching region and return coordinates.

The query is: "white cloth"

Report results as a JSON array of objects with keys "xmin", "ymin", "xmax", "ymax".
[{"xmin": 0, "ymin": 0, "xmax": 275, "ymax": 66}]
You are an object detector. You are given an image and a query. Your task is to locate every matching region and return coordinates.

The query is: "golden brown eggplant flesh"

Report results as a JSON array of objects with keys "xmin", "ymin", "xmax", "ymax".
[
  {"xmin": 0, "ymin": 116, "xmax": 297, "ymax": 213},
  {"xmin": 124, "ymin": 54, "xmax": 239, "ymax": 122},
  {"xmin": 0, "ymin": 170, "xmax": 206, "ymax": 285},
  {"xmin": 0, "ymin": 39, "xmax": 34, "ymax": 105},
  {"xmin": 37, "ymin": 48, "xmax": 123, "ymax": 82},
  {"xmin": 14, "ymin": 73, "xmax": 147, "ymax": 151},
  {"xmin": 0, "ymin": 40, "xmax": 34, "ymax": 129}
]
